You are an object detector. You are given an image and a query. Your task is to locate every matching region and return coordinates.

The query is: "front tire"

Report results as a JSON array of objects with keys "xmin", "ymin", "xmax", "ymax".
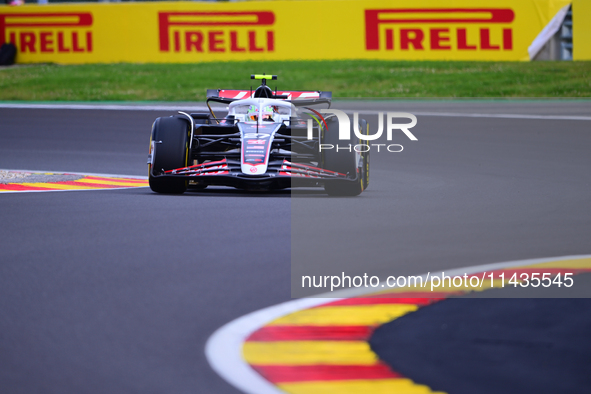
[
  {"xmin": 149, "ymin": 116, "xmax": 189, "ymax": 194},
  {"xmin": 360, "ymin": 118, "xmax": 370, "ymax": 191},
  {"xmin": 322, "ymin": 117, "xmax": 368, "ymax": 196}
]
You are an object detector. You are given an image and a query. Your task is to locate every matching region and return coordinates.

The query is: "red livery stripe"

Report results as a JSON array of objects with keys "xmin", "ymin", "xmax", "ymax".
[
  {"xmin": 246, "ymin": 325, "xmax": 375, "ymax": 342},
  {"xmin": 51, "ymin": 181, "xmax": 120, "ymax": 188},
  {"xmin": 82, "ymin": 176, "xmax": 147, "ymax": 184},
  {"xmin": 0, "ymin": 183, "xmax": 52, "ymax": 191},
  {"xmin": 250, "ymin": 363, "xmax": 402, "ymax": 383}
]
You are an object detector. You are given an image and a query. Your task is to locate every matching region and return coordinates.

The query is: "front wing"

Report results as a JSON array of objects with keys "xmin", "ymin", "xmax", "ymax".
[{"xmin": 150, "ymin": 159, "xmax": 358, "ymax": 189}]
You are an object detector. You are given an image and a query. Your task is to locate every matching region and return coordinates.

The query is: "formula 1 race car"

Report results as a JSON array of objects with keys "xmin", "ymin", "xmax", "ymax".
[{"xmin": 147, "ymin": 74, "xmax": 369, "ymax": 196}]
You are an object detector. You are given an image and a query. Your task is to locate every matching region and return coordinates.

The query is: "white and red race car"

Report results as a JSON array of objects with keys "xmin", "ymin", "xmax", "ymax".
[{"xmin": 148, "ymin": 74, "xmax": 369, "ymax": 195}]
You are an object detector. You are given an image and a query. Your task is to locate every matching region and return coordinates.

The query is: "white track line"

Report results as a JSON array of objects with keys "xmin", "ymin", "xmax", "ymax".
[
  {"xmin": 351, "ymin": 110, "xmax": 591, "ymax": 121},
  {"xmin": 1, "ymin": 103, "xmax": 590, "ymax": 121},
  {"xmin": 205, "ymin": 254, "xmax": 591, "ymax": 394},
  {"xmin": 0, "ymin": 103, "xmax": 210, "ymax": 111}
]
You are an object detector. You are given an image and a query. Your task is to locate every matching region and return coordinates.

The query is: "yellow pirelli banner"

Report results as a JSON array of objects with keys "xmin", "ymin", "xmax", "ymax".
[
  {"xmin": 573, "ymin": 0, "xmax": 591, "ymax": 60},
  {"xmin": 0, "ymin": 0, "xmax": 586, "ymax": 64}
]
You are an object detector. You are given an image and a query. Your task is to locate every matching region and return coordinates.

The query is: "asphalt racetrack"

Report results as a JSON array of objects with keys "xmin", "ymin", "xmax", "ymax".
[{"xmin": 1, "ymin": 101, "xmax": 590, "ymax": 394}]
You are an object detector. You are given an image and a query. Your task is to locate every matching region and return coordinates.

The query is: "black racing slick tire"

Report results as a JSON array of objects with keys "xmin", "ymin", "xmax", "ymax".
[
  {"xmin": 148, "ymin": 116, "xmax": 190, "ymax": 194},
  {"xmin": 359, "ymin": 118, "xmax": 370, "ymax": 191},
  {"xmin": 322, "ymin": 117, "xmax": 369, "ymax": 196}
]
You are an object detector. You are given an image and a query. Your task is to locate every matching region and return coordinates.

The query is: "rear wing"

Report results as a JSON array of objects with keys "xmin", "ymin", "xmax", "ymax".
[{"xmin": 206, "ymin": 89, "xmax": 332, "ymax": 106}]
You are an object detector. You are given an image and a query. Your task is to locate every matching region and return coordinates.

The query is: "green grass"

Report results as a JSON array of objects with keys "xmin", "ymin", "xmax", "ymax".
[{"xmin": 1, "ymin": 60, "xmax": 590, "ymax": 101}]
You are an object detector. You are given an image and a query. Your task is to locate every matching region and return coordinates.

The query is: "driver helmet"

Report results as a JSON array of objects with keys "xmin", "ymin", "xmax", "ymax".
[
  {"xmin": 261, "ymin": 105, "xmax": 276, "ymax": 122},
  {"xmin": 247, "ymin": 105, "xmax": 259, "ymax": 121}
]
